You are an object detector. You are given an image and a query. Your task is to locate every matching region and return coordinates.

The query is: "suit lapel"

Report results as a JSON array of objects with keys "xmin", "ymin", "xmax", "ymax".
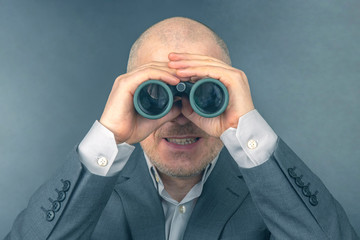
[
  {"xmin": 184, "ymin": 147, "xmax": 249, "ymax": 240},
  {"xmin": 113, "ymin": 145, "xmax": 249, "ymax": 240},
  {"xmin": 113, "ymin": 145, "xmax": 166, "ymax": 240}
]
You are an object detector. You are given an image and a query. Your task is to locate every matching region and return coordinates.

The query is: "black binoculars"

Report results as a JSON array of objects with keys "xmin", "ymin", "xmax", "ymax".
[{"xmin": 133, "ymin": 78, "xmax": 229, "ymax": 119}]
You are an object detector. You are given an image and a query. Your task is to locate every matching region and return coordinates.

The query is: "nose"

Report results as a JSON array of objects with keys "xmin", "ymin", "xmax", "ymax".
[
  {"xmin": 172, "ymin": 113, "xmax": 191, "ymax": 125},
  {"xmin": 171, "ymin": 98, "xmax": 191, "ymax": 125}
]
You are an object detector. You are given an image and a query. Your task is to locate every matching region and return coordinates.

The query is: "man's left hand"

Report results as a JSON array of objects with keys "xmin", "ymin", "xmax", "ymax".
[{"xmin": 168, "ymin": 52, "xmax": 255, "ymax": 137}]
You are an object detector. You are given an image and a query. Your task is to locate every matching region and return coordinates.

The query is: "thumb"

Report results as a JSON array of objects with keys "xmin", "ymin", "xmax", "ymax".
[
  {"xmin": 181, "ymin": 97, "xmax": 194, "ymax": 119},
  {"xmin": 133, "ymin": 103, "xmax": 182, "ymax": 143},
  {"xmin": 181, "ymin": 97, "xmax": 203, "ymax": 125},
  {"xmin": 157, "ymin": 101, "xmax": 182, "ymax": 125}
]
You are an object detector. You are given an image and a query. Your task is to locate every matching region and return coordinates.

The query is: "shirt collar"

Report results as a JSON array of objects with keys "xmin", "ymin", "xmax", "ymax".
[{"xmin": 143, "ymin": 150, "xmax": 220, "ymax": 203}]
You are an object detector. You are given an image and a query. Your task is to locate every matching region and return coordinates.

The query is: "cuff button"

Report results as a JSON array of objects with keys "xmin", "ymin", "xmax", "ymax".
[
  {"xmin": 97, "ymin": 156, "xmax": 108, "ymax": 167},
  {"xmin": 247, "ymin": 139, "xmax": 258, "ymax": 149}
]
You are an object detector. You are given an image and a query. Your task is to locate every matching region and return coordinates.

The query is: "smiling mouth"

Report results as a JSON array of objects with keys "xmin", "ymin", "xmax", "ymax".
[{"xmin": 165, "ymin": 137, "xmax": 200, "ymax": 145}]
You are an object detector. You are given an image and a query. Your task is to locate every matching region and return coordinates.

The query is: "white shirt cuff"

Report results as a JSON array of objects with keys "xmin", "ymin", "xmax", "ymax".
[
  {"xmin": 220, "ymin": 109, "xmax": 278, "ymax": 168},
  {"xmin": 78, "ymin": 120, "xmax": 135, "ymax": 176}
]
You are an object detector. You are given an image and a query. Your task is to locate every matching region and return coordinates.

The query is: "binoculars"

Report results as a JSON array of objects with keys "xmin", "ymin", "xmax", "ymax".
[{"xmin": 133, "ymin": 78, "xmax": 229, "ymax": 119}]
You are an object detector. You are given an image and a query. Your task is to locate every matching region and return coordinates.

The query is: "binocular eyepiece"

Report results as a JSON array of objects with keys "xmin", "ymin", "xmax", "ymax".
[{"xmin": 133, "ymin": 78, "xmax": 229, "ymax": 119}]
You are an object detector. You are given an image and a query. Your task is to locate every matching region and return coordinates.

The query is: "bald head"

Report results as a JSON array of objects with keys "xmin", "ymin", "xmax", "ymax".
[{"xmin": 127, "ymin": 17, "xmax": 231, "ymax": 72}]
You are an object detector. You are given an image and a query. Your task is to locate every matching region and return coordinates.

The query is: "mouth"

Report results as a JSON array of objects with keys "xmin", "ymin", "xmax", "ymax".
[
  {"xmin": 164, "ymin": 137, "xmax": 201, "ymax": 145},
  {"xmin": 162, "ymin": 136, "xmax": 202, "ymax": 150}
]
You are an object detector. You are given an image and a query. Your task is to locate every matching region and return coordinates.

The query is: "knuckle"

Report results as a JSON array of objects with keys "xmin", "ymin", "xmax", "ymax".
[
  {"xmin": 114, "ymin": 76, "xmax": 123, "ymax": 86},
  {"xmin": 140, "ymin": 66, "xmax": 157, "ymax": 73},
  {"xmin": 114, "ymin": 75, "xmax": 132, "ymax": 89},
  {"xmin": 236, "ymin": 69, "xmax": 244, "ymax": 75},
  {"xmin": 235, "ymin": 69, "xmax": 246, "ymax": 78}
]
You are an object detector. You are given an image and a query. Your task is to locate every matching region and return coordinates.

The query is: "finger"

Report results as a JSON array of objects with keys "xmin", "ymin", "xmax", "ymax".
[
  {"xmin": 176, "ymin": 66, "xmax": 246, "ymax": 87},
  {"xmin": 168, "ymin": 59, "xmax": 233, "ymax": 71},
  {"xmin": 180, "ymin": 97, "xmax": 205, "ymax": 128},
  {"xmin": 135, "ymin": 64, "xmax": 178, "ymax": 76},
  {"xmin": 130, "ymin": 61, "xmax": 179, "ymax": 78},
  {"xmin": 168, "ymin": 52, "xmax": 226, "ymax": 64},
  {"xmin": 180, "ymin": 96, "xmax": 194, "ymax": 118},
  {"xmin": 159, "ymin": 102, "xmax": 182, "ymax": 124},
  {"xmin": 134, "ymin": 61, "xmax": 170, "ymax": 69},
  {"xmin": 122, "ymin": 68, "xmax": 181, "ymax": 94}
]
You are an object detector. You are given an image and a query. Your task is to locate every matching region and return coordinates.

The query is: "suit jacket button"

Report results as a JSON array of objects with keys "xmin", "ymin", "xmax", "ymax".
[
  {"xmin": 55, "ymin": 189, "xmax": 66, "ymax": 202},
  {"xmin": 61, "ymin": 179, "xmax": 71, "ymax": 192},
  {"xmin": 49, "ymin": 198, "xmax": 61, "ymax": 212},
  {"xmin": 52, "ymin": 201, "xmax": 61, "ymax": 212},
  {"xmin": 302, "ymin": 184, "xmax": 311, "ymax": 197},
  {"xmin": 46, "ymin": 210, "xmax": 55, "ymax": 222},
  {"xmin": 295, "ymin": 175, "xmax": 305, "ymax": 187},
  {"xmin": 288, "ymin": 167, "xmax": 298, "ymax": 178},
  {"xmin": 309, "ymin": 191, "xmax": 319, "ymax": 206}
]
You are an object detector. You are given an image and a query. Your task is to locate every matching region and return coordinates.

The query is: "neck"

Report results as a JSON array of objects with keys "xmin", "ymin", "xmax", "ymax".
[{"xmin": 159, "ymin": 172, "xmax": 203, "ymax": 202}]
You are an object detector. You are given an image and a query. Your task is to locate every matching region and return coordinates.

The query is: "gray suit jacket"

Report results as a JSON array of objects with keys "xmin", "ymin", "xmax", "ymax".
[{"xmin": 6, "ymin": 139, "xmax": 358, "ymax": 239}]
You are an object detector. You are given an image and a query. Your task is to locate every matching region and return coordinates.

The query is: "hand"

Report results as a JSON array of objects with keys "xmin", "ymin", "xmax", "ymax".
[
  {"xmin": 168, "ymin": 53, "xmax": 255, "ymax": 137},
  {"xmin": 99, "ymin": 62, "xmax": 181, "ymax": 144}
]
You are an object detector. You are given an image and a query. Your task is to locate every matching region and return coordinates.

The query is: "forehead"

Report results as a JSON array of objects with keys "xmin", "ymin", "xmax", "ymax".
[{"xmin": 136, "ymin": 38, "xmax": 224, "ymax": 65}]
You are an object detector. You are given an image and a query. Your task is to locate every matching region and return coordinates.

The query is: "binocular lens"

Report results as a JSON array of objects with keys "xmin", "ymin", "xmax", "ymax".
[
  {"xmin": 138, "ymin": 83, "xmax": 170, "ymax": 116},
  {"xmin": 193, "ymin": 82, "xmax": 224, "ymax": 114}
]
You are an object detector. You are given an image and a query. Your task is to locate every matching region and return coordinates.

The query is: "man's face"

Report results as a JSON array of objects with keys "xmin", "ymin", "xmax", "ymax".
[{"xmin": 138, "ymin": 39, "xmax": 225, "ymax": 178}]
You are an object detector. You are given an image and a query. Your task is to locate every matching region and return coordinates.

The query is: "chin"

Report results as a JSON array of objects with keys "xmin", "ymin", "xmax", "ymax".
[
  {"xmin": 154, "ymin": 160, "xmax": 207, "ymax": 178},
  {"xmin": 145, "ymin": 149, "xmax": 213, "ymax": 178},
  {"xmin": 140, "ymin": 136, "xmax": 223, "ymax": 178}
]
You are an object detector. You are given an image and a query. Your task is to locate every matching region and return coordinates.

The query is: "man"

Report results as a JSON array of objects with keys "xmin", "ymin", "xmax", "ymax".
[{"xmin": 6, "ymin": 17, "xmax": 358, "ymax": 239}]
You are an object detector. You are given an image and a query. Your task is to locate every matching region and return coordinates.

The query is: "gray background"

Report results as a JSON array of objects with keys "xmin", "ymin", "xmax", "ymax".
[{"xmin": 0, "ymin": 0, "xmax": 359, "ymax": 237}]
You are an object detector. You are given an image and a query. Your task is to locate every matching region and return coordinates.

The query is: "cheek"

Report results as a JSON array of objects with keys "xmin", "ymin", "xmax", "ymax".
[
  {"xmin": 203, "ymin": 138, "xmax": 224, "ymax": 154},
  {"xmin": 140, "ymin": 134, "xmax": 158, "ymax": 151}
]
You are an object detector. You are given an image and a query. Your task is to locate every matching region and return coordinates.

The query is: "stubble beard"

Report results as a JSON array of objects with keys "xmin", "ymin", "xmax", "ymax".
[{"xmin": 140, "ymin": 122, "xmax": 223, "ymax": 178}]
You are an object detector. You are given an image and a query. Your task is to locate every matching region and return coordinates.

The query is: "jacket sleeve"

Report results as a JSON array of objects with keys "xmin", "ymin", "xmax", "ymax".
[
  {"xmin": 240, "ymin": 138, "xmax": 359, "ymax": 240},
  {"xmin": 5, "ymin": 146, "xmax": 120, "ymax": 240}
]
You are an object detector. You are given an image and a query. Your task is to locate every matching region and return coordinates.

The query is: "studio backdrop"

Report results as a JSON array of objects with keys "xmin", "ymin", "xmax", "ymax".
[{"xmin": 0, "ymin": 0, "xmax": 359, "ymax": 236}]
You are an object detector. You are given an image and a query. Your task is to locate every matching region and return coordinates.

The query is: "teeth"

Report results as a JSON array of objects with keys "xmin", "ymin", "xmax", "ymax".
[{"xmin": 166, "ymin": 138, "xmax": 198, "ymax": 145}]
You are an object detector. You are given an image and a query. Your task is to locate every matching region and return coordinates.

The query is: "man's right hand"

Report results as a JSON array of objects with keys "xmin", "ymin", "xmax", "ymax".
[{"xmin": 99, "ymin": 62, "xmax": 181, "ymax": 145}]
